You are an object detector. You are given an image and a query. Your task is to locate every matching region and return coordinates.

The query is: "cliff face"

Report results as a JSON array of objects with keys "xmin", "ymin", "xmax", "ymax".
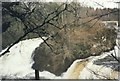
[{"xmin": 32, "ymin": 20, "xmax": 117, "ymax": 76}]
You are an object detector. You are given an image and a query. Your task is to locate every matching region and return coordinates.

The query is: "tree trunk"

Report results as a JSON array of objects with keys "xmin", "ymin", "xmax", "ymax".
[{"xmin": 35, "ymin": 70, "xmax": 39, "ymax": 80}]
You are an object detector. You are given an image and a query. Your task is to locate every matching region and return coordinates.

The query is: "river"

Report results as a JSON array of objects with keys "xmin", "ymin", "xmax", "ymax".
[{"xmin": 0, "ymin": 37, "xmax": 119, "ymax": 79}]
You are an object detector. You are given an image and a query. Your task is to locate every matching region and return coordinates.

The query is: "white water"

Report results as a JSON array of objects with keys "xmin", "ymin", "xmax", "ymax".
[
  {"xmin": 0, "ymin": 38, "xmax": 119, "ymax": 79},
  {"xmin": 79, "ymin": 52, "xmax": 118, "ymax": 79},
  {"xmin": 62, "ymin": 50, "xmax": 119, "ymax": 79},
  {"xmin": 0, "ymin": 37, "xmax": 51, "ymax": 79}
]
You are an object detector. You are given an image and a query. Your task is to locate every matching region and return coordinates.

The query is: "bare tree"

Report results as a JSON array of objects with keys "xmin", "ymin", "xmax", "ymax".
[{"xmin": 1, "ymin": 1, "xmax": 119, "ymax": 80}]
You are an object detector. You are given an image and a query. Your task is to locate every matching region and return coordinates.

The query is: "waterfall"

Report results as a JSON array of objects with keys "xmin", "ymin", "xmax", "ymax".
[
  {"xmin": 62, "ymin": 59, "xmax": 88, "ymax": 79},
  {"xmin": 0, "ymin": 38, "xmax": 46, "ymax": 79},
  {"xmin": 0, "ymin": 38, "xmax": 119, "ymax": 79}
]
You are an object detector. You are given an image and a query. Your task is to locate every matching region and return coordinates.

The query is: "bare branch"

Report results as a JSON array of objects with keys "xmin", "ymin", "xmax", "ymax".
[
  {"xmin": 111, "ymin": 52, "xmax": 120, "ymax": 63},
  {"xmin": 47, "ymin": 22, "xmax": 62, "ymax": 29},
  {"xmin": 85, "ymin": 66, "xmax": 111, "ymax": 79},
  {"xmin": 0, "ymin": 3, "xmax": 68, "ymax": 57},
  {"xmin": 89, "ymin": 16, "xmax": 101, "ymax": 28},
  {"xmin": 78, "ymin": 10, "xmax": 118, "ymax": 27},
  {"xmin": 33, "ymin": 31, "xmax": 54, "ymax": 52}
]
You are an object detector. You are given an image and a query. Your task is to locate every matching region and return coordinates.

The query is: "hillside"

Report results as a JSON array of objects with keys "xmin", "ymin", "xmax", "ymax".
[{"xmin": 2, "ymin": 2, "xmax": 118, "ymax": 49}]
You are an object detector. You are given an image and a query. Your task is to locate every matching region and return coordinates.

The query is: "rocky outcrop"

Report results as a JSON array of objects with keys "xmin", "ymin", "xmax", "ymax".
[{"xmin": 32, "ymin": 22, "xmax": 117, "ymax": 76}]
